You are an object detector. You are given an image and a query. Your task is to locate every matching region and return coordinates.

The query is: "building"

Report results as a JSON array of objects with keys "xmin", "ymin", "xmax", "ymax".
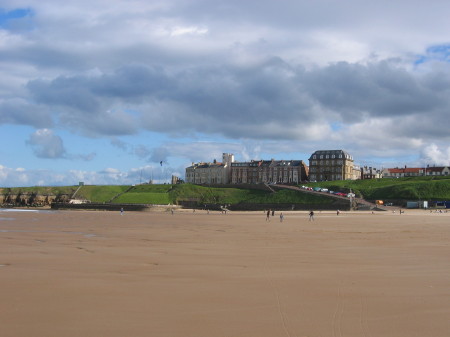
[
  {"xmin": 382, "ymin": 167, "xmax": 424, "ymax": 178},
  {"xmin": 361, "ymin": 166, "xmax": 382, "ymax": 179},
  {"xmin": 231, "ymin": 159, "xmax": 308, "ymax": 184},
  {"xmin": 383, "ymin": 166, "xmax": 450, "ymax": 178},
  {"xmin": 308, "ymin": 150, "xmax": 356, "ymax": 181},
  {"xmin": 425, "ymin": 166, "xmax": 450, "ymax": 176},
  {"xmin": 171, "ymin": 175, "xmax": 183, "ymax": 184},
  {"xmin": 185, "ymin": 153, "xmax": 234, "ymax": 184}
]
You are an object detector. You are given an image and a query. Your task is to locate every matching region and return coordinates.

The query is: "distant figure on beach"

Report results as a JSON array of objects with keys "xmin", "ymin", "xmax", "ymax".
[
  {"xmin": 120, "ymin": 208, "xmax": 124, "ymax": 216},
  {"xmin": 266, "ymin": 210, "xmax": 271, "ymax": 221},
  {"xmin": 171, "ymin": 208, "xmax": 174, "ymax": 215},
  {"xmin": 280, "ymin": 213, "xmax": 284, "ymax": 222},
  {"xmin": 272, "ymin": 210, "xmax": 275, "ymax": 217},
  {"xmin": 309, "ymin": 211, "xmax": 314, "ymax": 221},
  {"xmin": 337, "ymin": 210, "xmax": 340, "ymax": 216}
]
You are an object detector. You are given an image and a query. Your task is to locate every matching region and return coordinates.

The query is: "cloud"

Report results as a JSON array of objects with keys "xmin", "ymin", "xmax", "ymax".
[
  {"xmin": 0, "ymin": 99, "xmax": 53, "ymax": 128},
  {"xmin": 71, "ymin": 152, "xmax": 96, "ymax": 161},
  {"xmin": 170, "ymin": 26, "xmax": 208, "ymax": 37},
  {"xmin": 419, "ymin": 144, "xmax": 450, "ymax": 166},
  {"xmin": 18, "ymin": 56, "xmax": 450, "ymax": 148},
  {"xmin": 26, "ymin": 128, "xmax": 66, "ymax": 159},
  {"xmin": 2, "ymin": 0, "xmax": 450, "ymax": 186},
  {"xmin": 25, "ymin": 129, "xmax": 96, "ymax": 161},
  {"xmin": 0, "ymin": 163, "xmax": 173, "ymax": 187}
]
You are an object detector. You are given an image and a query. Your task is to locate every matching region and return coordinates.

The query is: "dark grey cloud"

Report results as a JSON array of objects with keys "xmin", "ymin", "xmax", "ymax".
[
  {"xmin": 0, "ymin": 99, "xmax": 53, "ymax": 128},
  {"xmin": 303, "ymin": 60, "xmax": 442, "ymax": 120},
  {"xmin": 21, "ymin": 57, "xmax": 450, "ymax": 144}
]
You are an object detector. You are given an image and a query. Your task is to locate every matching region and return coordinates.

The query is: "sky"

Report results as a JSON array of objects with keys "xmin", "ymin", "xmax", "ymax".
[{"xmin": 1, "ymin": 0, "xmax": 450, "ymax": 187}]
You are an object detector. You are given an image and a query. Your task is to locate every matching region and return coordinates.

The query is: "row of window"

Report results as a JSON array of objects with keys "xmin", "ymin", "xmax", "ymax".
[
  {"xmin": 310, "ymin": 160, "xmax": 345, "ymax": 165},
  {"xmin": 312, "ymin": 154, "xmax": 348, "ymax": 160},
  {"xmin": 310, "ymin": 167, "xmax": 344, "ymax": 173}
]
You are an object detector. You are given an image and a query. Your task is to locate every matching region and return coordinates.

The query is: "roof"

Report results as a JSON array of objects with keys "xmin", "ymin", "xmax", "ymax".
[
  {"xmin": 231, "ymin": 159, "xmax": 305, "ymax": 168},
  {"xmin": 309, "ymin": 150, "xmax": 353, "ymax": 161},
  {"xmin": 426, "ymin": 166, "xmax": 448, "ymax": 172},
  {"xmin": 187, "ymin": 162, "xmax": 225, "ymax": 169},
  {"xmin": 386, "ymin": 167, "xmax": 423, "ymax": 173}
]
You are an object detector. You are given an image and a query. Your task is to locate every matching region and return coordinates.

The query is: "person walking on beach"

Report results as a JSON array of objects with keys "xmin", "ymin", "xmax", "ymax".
[
  {"xmin": 309, "ymin": 210, "xmax": 314, "ymax": 221},
  {"xmin": 279, "ymin": 212, "xmax": 284, "ymax": 222},
  {"xmin": 266, "ymin": 209, "xmax": 271, "ymax": 221}
]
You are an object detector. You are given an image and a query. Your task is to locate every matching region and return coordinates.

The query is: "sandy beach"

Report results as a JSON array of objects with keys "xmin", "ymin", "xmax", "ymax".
[{"xmin": 1, "ymin": 208, "xmax": 449, "ymax": 337}]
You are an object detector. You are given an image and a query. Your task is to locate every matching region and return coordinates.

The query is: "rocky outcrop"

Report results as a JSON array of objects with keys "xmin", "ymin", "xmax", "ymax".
[{"xmin": 0, "ymin": 192, "xmax": 68, "ymax": 207}]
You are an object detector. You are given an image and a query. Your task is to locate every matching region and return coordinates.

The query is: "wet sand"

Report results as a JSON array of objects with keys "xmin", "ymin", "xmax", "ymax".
[{"xmin": 1, "ymin": 209, "xmax": 449, "ymax": 337}]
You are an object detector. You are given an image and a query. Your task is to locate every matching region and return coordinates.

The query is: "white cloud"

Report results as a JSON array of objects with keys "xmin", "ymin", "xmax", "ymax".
[
  {"xmin": 419, "ymin": 144, "xmax": 450, "ymax": 166},
  {"xmin": 170, "ymin": 26, "xmax": 208, "ymax": 37},
  {"xmin": 26, "ymin": 128, "xmax": 66, "ymax": 159}
]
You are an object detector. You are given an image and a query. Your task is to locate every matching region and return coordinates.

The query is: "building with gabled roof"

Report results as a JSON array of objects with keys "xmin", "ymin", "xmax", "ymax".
[
  {"xmin": 185, "ymin": 153, "xmax": 234, "ymax": 184},
  {"xmin": 231, "ymin": 159, "xmax": 308, "ymax": 184},
  {"xmin": 425, "ymin": 166, "xmax": 450, "ymax": 176},
  {"xmin": 361, "ymin": 166, "xmax": 382, "ymax": 179},
  {"xmin": 383, "ymin": 166, "xmax": 450, "ymax": 178},
  {"xmin": 382, "ymin": 167, "xmax": 424, "ymax": 178},
  {"xmin": 308, "ymin": 150, "xmax": 356, "ymax": 181}
]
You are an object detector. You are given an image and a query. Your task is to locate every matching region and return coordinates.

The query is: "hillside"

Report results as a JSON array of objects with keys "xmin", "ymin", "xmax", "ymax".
[
  {"xmin": 305, "ymin": 176, "xmax": 450, "ymax": 201},
  {"xmin": 2, "ymin": 177, "xmax": 450, "ymax": 209}
]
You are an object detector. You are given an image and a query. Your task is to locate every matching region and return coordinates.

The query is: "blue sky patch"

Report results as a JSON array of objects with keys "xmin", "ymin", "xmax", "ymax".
[
  {"xmin": 0, "ymin": 8, "xmax": 33, "ymax": 27},
  {"xmin": 415, "ymin": 44, "xmax": 450, "ymax": 65}
]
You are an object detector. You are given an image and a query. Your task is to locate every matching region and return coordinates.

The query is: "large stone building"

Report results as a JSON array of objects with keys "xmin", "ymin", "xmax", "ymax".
[
  {"xmin": 231, "ymin": 159, "xmax": 308, "ymax": 184},
  {"xmin": 308, "ymin": 150, "xmax": 356, "ymax": 181},
  {"xmin": 185, "ymin": 153, "xmax": 234, "ymax": 184},
  {"xmin": 185, "ymin": 155, "xmax": 308, "ymax": 185}
]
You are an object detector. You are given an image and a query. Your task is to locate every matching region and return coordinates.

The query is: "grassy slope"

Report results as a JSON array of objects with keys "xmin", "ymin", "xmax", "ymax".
[
  {"xmin": 2, "ymin": 177, "xmax": 449, "ymax": 204},
  {"xmin": 113, "ymin": 185, "xmax": 172, "ymax": 204},
  {"xmin": 169, "ymin": 184, "xmax": 332, "ymax": 205},
  {"xmin": 305, "ymin": 176, "xmax": 450, "ymax": 200},
  {"xmin": 76, "ymin": 185, "xmax": 131, "ymax": 203}
]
